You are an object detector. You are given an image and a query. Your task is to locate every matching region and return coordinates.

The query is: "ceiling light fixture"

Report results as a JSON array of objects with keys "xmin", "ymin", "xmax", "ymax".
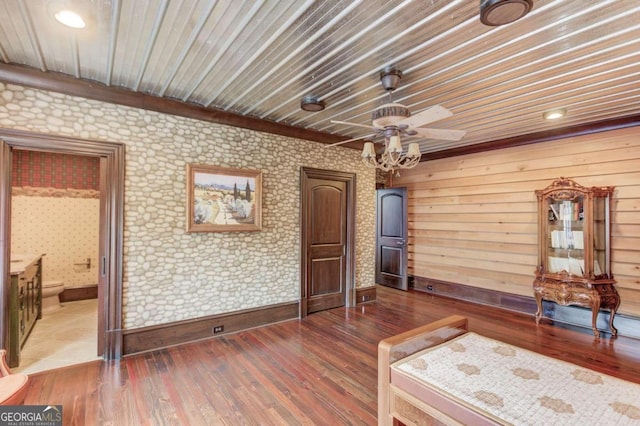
[
  {"xmin": 361, "ymin": 129, "xmax": 421, "ymax": 177},
  {"xmin": 480, "ymin": 0, "xmax": 533, "ymax": 26},
  {"xmin": 359, "ymin": 68, "xmax": 421, "ymax": 176},
  {"xmin": 54, "ymin": 9, "xmax": 86, "ymax": 28},
  {"xmin": 543, "ymin": 108, "xmax": 567, "ymax": 120},
  {"xmin": 300, "ymin": 96, "xmax": 325, "ymax": 112}
]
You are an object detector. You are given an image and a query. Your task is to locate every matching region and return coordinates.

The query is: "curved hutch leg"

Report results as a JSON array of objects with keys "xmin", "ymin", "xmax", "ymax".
[
  {"xmin": 591, "ymin": 303, "xmax": 601, "ymax": 340},
  {"xmin": 608, "ymin": 296, "xmax": 621, "ymax": 337},
  {"xmin": 608, "ymin": 309, "xmax": 618, "ymax": 337},
  {"xmin": 534, "ymin": 292, "xmax": 543, "ymax": 325}
]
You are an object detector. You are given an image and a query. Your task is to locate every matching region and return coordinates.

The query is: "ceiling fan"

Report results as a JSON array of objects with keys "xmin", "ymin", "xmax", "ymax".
[{"xmin": 327, "ymin": 67, "xmax": 466, "ymax": 148}]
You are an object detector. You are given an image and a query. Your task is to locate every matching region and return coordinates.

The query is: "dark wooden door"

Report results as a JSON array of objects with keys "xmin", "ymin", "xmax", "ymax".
[
  {"xmin": 301, "ymin": 168, "xmax": 355, "ymax": 316},
  {"xmin": 376, "ymin": 187, "xmax": 408, "ymax": 290}
]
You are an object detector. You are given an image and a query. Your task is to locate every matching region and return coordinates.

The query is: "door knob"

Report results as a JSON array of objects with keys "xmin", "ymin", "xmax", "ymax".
[{"xmin": 397, "ymin": 240, "xmax": 405, "ymax": 245}]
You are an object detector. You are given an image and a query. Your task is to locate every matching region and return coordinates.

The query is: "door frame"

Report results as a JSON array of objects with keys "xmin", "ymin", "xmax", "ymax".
[
  {"xmin": 0, "ymin": 128, "xmax": 124, "ymax": 360},
  {"xmin": 300, "ymin": 167, "xmax": 356, "ymax": 317}
]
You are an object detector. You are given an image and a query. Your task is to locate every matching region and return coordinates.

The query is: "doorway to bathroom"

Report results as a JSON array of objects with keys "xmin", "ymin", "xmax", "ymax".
[
  {"xmin": 10, "ymin": 149, "xmax": 100, "ymax": 373},
  {"xmin": 0, "ymin": 129, "xmax": 124, "ymax": 369}
]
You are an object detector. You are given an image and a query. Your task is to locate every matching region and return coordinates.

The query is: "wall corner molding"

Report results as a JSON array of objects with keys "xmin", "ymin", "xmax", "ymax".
[{"xmin": 421, "ymin": 114, "xmax": 640, "ymax": 161}]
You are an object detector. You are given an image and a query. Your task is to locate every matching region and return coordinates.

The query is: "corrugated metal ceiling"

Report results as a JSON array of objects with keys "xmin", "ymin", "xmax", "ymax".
[{"xmin": 0, "ymin": 0, "xmax": 639, "ymax": 154}]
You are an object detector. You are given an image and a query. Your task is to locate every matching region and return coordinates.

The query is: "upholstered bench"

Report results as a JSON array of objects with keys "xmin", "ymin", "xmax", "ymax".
[{"xmin": 378, "ymin": 316, "xmax": 640, "ymax": 425}]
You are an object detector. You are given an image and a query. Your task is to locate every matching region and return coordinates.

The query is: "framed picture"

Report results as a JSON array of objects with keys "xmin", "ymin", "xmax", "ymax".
[{"xmin": 186, "ymin": 164, "xmax": 262, "ymax": 232}]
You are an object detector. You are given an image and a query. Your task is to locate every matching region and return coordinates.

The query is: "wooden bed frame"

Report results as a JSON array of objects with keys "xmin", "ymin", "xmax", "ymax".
[{"xmin": 378, "ymin": 315, "xmax": 471, "ymax": 426}]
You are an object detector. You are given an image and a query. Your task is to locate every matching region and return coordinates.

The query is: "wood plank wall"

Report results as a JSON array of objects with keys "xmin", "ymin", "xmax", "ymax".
[{"xmin": 392, "ymin": 126, "xmax": 640, "ymax": 317}]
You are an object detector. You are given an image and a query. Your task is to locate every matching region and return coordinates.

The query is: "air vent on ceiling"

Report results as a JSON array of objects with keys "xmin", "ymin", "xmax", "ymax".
[{"xmin": 480, "ymin": 0, "xmax": 533, "ymax": 26}]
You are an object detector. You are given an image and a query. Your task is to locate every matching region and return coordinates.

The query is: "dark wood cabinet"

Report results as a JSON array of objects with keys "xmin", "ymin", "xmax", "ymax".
[
  {"xmin": 533, "ymin": 178, "xmax": 619, "ymax": 339},
  {"xmin": 9, "ymin": 255, "xmax": 42, "ymax": 367}
]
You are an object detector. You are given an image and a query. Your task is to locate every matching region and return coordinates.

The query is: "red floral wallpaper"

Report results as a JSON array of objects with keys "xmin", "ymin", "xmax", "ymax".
[{"xmin": 12, "ymin": 150, "xmax": 100, "ymax": 190}]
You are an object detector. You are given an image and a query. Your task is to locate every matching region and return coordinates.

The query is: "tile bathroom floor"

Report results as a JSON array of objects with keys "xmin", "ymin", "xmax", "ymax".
[{"xmin": 15, "ymin": 298, "xmax": 101, "ymax": 375}]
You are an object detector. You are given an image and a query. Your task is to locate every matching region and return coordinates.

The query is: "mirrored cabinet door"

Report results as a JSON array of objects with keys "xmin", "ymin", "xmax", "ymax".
[{"xmin": 545, "ymin": 195, "xmax": 585, "ymax": 276}]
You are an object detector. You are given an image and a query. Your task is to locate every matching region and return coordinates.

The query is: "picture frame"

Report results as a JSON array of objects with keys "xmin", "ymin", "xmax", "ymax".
[{"xmin": 186, "ymin": 164, "xmax": 262, "ymax": 232}]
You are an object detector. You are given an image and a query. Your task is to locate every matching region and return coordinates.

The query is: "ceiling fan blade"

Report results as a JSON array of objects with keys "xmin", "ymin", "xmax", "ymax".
[
  {"xmin": 398, "ymin": 105, "xmax": 453, "ymax": 128},
  {"xmin": 412, "ymin": 127, "xmax": 466, "ymax": 141},
  {"xmin": 325, "ymin": 134, "xmax": 377, "ymax": 148},
  {"xmin": 331, "ymin": 120, "xmax": 375, "ymax": 131}
]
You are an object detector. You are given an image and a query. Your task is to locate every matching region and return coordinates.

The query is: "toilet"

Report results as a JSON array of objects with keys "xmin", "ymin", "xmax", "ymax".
[{"xmin": 42, "ymin": 281, "xmax": 64, "ymax": 314}]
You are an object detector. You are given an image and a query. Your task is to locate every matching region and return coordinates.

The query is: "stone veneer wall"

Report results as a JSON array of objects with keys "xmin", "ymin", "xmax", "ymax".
[{"xmin": 0, "ymin": 83, "xmax": 376, "ymax": 329}]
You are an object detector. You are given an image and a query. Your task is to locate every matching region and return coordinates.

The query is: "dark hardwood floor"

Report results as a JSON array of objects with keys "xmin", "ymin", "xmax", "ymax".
[{"xmin": 23, "ymin": 285, "xmax": 640, "ymax": 425}]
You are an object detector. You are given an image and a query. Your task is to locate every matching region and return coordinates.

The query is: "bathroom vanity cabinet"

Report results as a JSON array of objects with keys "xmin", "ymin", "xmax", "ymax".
[{"xmin": 9, "ymin": 254, "xmax": 43, "ymax": 367}]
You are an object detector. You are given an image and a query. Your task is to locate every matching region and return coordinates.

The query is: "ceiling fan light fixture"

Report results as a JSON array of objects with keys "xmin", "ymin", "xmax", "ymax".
[
  {"xmin": 333, "ymin": 66, "xmax": 460, "ymax": 176},
  {"xmin": 543, "ymin": 108, "xmax": 567, "ymax": 120},
  {"xmin": 361, "ymin": 142, "xmax": 376, "ymax": 159},
  {"xmin": 480, "ymin": 0, "xmax": 533, "ymax": 26},
  {"xmin": 387, "ymin": 135, "xmax": 403, "ymax": 153},
  {"xmin": 362, "ymin": 135, "xmax": 422, "ymax": 176},
  {"xmin": 300, "ymin": 96, "xmax": 325, "ymax": 112},
  {"xmin": 407, "ymin": 143, "xmax": 421, "ymax": 158}
]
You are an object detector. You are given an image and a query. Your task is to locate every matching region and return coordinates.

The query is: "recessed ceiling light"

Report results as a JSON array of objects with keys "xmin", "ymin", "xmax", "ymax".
[
  {"xmin": 300, "ymin": 96, "xmax": 326, "ymax": 112},
  {"xmin": 54, "ymin": 10, "xmax": 86, "ymax": 29},
  {"xmin": 543, "ymin": 108, "xmax": 567, "ymax": 120}
]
